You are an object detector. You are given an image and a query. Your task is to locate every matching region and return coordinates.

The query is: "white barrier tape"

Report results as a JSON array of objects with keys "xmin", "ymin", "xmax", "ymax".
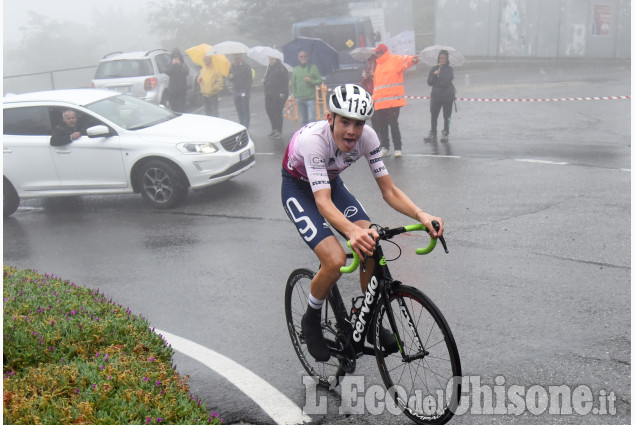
[{"xmin": 404, "ymin": 95, "xmax": 630, "ymax": 102}]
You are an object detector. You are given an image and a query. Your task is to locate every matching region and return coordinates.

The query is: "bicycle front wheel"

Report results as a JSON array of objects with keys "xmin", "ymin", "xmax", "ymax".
[
  {"xmin": 375, "ymin": 285, "xmax": 461, "ymax": 425},
  {"xmin": 285, "ymin": 268, "xmax": 346, "ymax": 389}
]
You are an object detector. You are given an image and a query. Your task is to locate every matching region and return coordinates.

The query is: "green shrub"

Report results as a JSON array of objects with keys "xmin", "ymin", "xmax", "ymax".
[{"xmin": 3, "ymin": 266, "xmax": 223, "ymax": 424}]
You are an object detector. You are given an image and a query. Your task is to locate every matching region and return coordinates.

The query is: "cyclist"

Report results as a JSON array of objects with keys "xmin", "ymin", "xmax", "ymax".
[{"xmin": 281, "ymin": 84, "xmax": 444, "ymax": 362}]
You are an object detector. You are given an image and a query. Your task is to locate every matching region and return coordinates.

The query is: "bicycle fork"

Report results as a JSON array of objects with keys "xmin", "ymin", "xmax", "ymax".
[{"xmin": 381, "ymin": 285, "xmax": 430, "ymax": 362}]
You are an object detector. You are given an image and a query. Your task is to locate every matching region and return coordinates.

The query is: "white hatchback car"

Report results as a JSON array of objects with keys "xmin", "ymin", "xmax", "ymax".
[{"xmin": 3, "ymin": 89, "xmax": 255, "ymax": 216}]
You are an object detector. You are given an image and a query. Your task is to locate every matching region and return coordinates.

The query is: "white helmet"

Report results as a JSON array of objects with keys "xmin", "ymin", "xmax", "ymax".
[{"xmin": 328, "ymin": 84, "xmax": 374, "ymax": 121}]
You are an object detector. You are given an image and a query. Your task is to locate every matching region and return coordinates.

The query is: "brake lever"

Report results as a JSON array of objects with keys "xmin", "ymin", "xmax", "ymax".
[{"xmin": 431, "ymin": 220, "xmax": 449, "ymax": 254}]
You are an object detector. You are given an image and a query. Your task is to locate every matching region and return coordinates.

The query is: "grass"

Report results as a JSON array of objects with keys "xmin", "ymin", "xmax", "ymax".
[{"xmin": 3, "ymin": 265, "xmax": 224, "ymax": 424}]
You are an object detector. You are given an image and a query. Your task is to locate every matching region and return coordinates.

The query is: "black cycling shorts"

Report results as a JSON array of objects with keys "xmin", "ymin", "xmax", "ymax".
[{"xmin": 281, "ymin": 168, "xmax": 370, "ymax": 251}]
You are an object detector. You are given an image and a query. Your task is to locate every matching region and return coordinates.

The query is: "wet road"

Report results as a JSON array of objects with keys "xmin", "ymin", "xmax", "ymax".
[{"xmin": 3, "ymin": 59, "xmax": 630, "ymax": 424}]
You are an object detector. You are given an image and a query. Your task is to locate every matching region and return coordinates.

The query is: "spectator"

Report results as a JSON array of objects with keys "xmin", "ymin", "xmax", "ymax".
[
  {"xmin": 371, "ymin": 44, "xmax": 419, "ymax": 157},
  {"xmin": 50, "ymin": 109, "xmax": 82, "ymax": 146},
  {"xmin": 424, "ymin": 50, "xmax": 455, "ymax": 143},
  {"xmin": 291, "ymin": 50, "xmax": 322, "ymax": 125},
  {"xmin": 228, "ymin": 53, "xmax": 253, "ymax": 128},
  {"xmin": 198, "ymin": 55, "xmax": 224, "ymax": 117},
  {"xmin": 165, "ymin": 48, "xmax": 189, "ymax": 113},
  {"xmin": 263, "ymin": 56, "xmax": 289, "ymax": 139}
]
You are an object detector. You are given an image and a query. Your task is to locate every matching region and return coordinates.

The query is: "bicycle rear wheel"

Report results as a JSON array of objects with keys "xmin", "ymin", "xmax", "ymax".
[
  {"xmin": 285, "ymin": 268, "xmax": 346, "ymax": 388},
  {"xmin": 375, "ymin": 285, "xmax": 461, "ymax": 424}
]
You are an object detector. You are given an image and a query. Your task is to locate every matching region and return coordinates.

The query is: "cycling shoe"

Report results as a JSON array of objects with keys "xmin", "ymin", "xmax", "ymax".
[{"xmin": 301, "ymin": 308, "xmax": 331, "ymax": 362}]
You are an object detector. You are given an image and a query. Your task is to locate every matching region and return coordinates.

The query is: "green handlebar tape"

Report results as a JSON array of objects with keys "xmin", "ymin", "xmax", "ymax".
[
  {"xmin": 340, "ymin": 241, "xmax": 360, "ymax": 274},
  {"xmin": 415, "ymin": 238, "xmax": 437, "ymax": 255},
  {"xmin": 406, "ymin": 223, "xmax": 438, "ymax": 255},
  {"xmin": 404, "ymin": 223, "xmax": 426, "ymax": 232},
  {"xmin": 340, "ymin": 224, "xmax": 438, "ymax": 273}
]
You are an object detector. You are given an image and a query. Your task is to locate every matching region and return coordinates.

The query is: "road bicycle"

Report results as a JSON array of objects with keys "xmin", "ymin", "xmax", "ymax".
[{"xmin": 285, "ymin": 221, "xmax": 462, "ymax": 424}]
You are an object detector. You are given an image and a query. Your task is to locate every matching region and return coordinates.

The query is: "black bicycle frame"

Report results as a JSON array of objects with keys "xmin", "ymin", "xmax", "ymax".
[{"xmin": 326, "ymin": 243, "xmax": 408, "ymax": 357}]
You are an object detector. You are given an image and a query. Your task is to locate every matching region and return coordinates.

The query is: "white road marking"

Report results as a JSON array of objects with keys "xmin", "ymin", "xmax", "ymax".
[
  {"xmin": 514, "ymin": 158, "xmax": 569, "ymax": 165},
  {"xmin": 155, "ymin": 329, "xmax": 312, "ymax": 425},
  {"xmin": 390, "ymin": 153, "xmax": 461, "ymax": 159}
]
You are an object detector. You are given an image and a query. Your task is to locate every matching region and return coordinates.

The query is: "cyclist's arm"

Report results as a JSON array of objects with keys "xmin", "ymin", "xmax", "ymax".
[
  {"xmin": 313, "ymin": 188, "xmax": 378, "ymax": 256},
  {"xmin": 375, "ymin": 174, "xmax": 444, "ymax": 238}
]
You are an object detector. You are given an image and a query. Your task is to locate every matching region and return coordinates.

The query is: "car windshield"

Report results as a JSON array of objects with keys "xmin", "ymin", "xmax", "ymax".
[
  {"xmin": 94, "ymin": 59, "xmax": 153, "ymax": 78},
  {"xmin": 86, "ymin": 95, "xmax": 177, "ymax": 130}
]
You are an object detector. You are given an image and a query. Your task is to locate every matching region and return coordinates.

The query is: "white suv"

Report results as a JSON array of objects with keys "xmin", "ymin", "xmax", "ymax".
[
  {"xmin": 90, "ymin": 49, "xmax": 195, "ymax": 106},
  {"xmin": 3, "ymin": 89, "xmax": 255, "ymax": 216}
]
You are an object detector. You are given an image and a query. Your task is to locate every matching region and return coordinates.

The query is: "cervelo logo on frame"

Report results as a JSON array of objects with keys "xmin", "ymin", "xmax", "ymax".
[{"xmin": 353, "ymin": 276, "xmax": 379, "ymax": 342}]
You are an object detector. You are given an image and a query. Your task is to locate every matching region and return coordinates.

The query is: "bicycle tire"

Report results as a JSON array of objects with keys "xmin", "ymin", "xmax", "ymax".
[
  {"xmin": 285, "ymin": 268, "xmax": 346, "ymax": 389},
  {"xmin": 374, "ymin": 285, "xmax": 462, "ymax": 424}
]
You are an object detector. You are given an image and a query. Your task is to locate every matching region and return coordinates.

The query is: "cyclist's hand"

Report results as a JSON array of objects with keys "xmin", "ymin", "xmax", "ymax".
[
  {"xmin": 349, "ymin": 227, "xmax": 379, "ymax": 258},
  {"xmin": 416, "ymin": 211, "xmax": 444, "ymax": 238}
]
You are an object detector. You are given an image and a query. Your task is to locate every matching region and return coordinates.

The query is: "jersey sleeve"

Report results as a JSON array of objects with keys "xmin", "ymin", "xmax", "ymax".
[{"xmin": 362, "ymin": 126, "xmax": 389, "ymax": 179}]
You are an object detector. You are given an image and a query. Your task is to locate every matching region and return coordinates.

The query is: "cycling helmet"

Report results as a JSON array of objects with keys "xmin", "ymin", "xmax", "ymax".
[{"xmin": 328, "ymin": 84, "xmax": 374, "ymax": 121}]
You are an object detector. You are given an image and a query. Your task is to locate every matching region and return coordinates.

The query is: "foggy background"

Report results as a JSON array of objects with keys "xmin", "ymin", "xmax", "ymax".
[{"xmin": 2, "ymin": 0, "xmax": 630, "ymax": 95}]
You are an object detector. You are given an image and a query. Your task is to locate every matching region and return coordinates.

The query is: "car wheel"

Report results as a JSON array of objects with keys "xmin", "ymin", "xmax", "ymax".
[
  {"xmin": 137, "ymin": 160, "xmax": 188, "ymax": 209},
  {"xmin": 4, "ymin": 178, "xmax": 20, "ymax": 217}
]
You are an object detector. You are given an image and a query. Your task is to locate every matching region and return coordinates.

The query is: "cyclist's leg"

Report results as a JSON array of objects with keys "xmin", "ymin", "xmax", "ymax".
[
  {"xmin": 282, "ymin": 171, "xmax": 343, "ymax": 361},
  {"xmin": 310, "ymin": 236, "xmax": 346, "ymax": 299},
  {"xmin": 328, "ymin": 176, "xmax": 374, "ymax": 292}
]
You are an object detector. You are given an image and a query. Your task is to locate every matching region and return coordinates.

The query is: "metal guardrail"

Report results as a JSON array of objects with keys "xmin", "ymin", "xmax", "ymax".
[{"xmin": 3, "ymin": 65, "xmax": 97, "ymax": 94}]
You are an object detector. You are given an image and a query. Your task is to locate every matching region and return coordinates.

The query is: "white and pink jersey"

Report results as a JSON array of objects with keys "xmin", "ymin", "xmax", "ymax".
[{"xmin": 282, "ymin": 121, "xmax": 389, "ymax": 192}]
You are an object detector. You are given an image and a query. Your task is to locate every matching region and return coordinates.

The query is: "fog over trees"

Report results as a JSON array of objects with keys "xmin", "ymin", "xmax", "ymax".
[{"xmin": 5, "ymin": 0, "xmax": 350, "ymax": 75}]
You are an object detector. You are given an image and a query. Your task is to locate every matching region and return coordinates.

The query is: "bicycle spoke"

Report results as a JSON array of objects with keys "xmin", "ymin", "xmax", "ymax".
[{"xmin": 375, "ymin": 287, "xmax": 461, "ymax": 424}]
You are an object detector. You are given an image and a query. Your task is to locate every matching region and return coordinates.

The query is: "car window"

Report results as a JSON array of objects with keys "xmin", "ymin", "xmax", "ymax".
[
  {"xmin": 3, "ymin": 106, "xmax": 52, "ymax": 135},
  {"xmin": 155, "ymin": 54, "xmax": 171, "ymax": 74},
  {"xmin": 86, "ymin": 94, "xmax": 177, "ymax": 130},
  {"xmin": 94, "ymin": 59, "xmax": 153, "ymax": 78},
  {"xmin": 48, "ymin": 107, "xmax": 104, "ymax": 133}
]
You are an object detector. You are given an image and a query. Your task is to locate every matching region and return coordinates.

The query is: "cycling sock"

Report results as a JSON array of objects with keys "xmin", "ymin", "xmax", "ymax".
[{"xmin": 308, "ymin": 293, "xmax": 324, "ymax": 310}]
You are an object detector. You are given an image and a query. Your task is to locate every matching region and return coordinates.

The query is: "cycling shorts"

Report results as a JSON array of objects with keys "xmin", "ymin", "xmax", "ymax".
[{"xmin": 281, "ymin": 168, "xmax": 370, "ymax": 251}]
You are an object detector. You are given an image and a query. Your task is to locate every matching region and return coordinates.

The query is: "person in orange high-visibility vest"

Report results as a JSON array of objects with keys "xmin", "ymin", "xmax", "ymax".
[{"xmin": 371, "ymin": 44, "xmax": 419, "ymax": 157}]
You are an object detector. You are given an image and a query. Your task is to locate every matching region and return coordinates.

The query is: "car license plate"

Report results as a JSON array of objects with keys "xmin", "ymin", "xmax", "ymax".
[
  {"xmin": 240, "ymin": 149, "xmax": 251, "ymax": 161},
  {"xmin": 115, "ymin": 86, "xmax": 131, "ymax": 94}
]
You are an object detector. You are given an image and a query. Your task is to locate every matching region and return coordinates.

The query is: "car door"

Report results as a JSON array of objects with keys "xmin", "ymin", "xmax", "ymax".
[
  {"xmin": 3, "ymin": 106, "xmax": 61, "ymax": 192},
  {"xmin": 49, "ymin": 107, "xmax": 128, "ymax": 191}
]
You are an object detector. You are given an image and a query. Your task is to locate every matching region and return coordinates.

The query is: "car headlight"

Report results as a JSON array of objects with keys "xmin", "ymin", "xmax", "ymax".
[{"xmin": 177, "ymin": 142, "xmax": 218, "ymax": 154}]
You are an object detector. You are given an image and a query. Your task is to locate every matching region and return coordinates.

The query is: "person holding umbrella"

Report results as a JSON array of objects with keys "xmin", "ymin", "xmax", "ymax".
[
  {"xmin": 198, "ymin": 55, "xmax": 225, "ymax": 117},
  {"xmin": 228, "ymin": 54, "xmax": 254, "ymax": 128},
  {"xmin": 263, "ymin": 56, "xmax": 289, "ymax": 139},
  {"xmin": 424, "ymin": 50, "xmax": 456, "ymax": 143}
]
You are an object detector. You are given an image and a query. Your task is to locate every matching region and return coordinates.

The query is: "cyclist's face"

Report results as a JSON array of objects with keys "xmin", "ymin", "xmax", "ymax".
[{"xmin": 328, "ymin": 114, "xmax": 365, "ymax": 152}]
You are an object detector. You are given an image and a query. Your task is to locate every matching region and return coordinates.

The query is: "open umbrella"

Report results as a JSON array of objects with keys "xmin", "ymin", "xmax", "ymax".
[
  {"xmin": 282, "ymin": 37, "xmax": 339, "ymax": 76},
  {"xmin": 247, "ymin": 46, "xmax": 284, "ymax": 65},
  {"xmin": 349, "ymin": 47, "xmax": 375, "ymax": 62},
  {"xmin": 185, "ymin": 44, "xmax": 231, "ymax": 76},
  {"xmin": 418, "ymin": 45, "xmax": 466, "ymax": 67},
  {"xmin": 247, "ymin": 46, "xmax": 293, "ymax": 72},
  {"xmin": 207, "ymin": 41, "xmax": 249, "ymax": 56}
]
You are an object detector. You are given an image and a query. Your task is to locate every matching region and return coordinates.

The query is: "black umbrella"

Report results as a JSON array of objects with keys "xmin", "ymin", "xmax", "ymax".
[{"xmin": 282, "ymin": 37, "xmax": 339, "ymax": 75}]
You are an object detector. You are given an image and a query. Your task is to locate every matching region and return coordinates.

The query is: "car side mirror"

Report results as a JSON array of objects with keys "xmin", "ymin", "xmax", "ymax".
[{"xmin": 86, "ymin": 125, "xmax": 112, "ymax": 137}]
